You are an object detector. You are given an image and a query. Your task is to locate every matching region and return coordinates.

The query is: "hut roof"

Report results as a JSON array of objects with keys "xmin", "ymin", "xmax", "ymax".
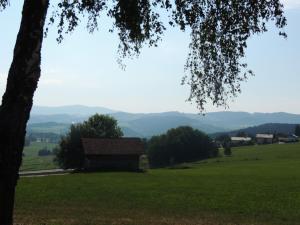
[
  {"xmin": 256, "ymin": 134, "xmax": 274, "ymax": 139},
  {"xmin": 231, "ymin": 137, "xmax": 252, "ymax": 141},
  {"xmin": 81, "ymin": 138, "xmax": 144, "ymax": 155}
]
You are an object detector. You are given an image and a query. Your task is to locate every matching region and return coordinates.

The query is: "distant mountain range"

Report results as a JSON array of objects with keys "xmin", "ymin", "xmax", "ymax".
[
  {"xmin": 28, "ymin": 105, "xmax": 300, "ymax": 138},
  {"xmin": 31, "ymin": 105, "xmax": 116, "ymax": 115},
  {"xmin": 212, "ymin": 123, "xmax": 299, "ymax": 138}
]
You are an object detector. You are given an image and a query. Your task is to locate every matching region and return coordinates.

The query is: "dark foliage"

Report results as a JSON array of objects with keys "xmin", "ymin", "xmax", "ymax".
[
  {"xmin": 54, "ymin": 114, "xmax": 123, "ymax": 169},
  {"xmin": 38, "ymin": 147, "xmax": 53, "ymax": 156},
  {"xmin": 147, "ymin": 126, "xmax": 218, "ymax": 167},
  {"xmin": 295, "ymin": 125, "xmax": 300, "ymax": 136},
  {"xmin": 0, "ymin": 0, "xmax": 8, "ymax": 10},
  {"xmin": 215, "ymin": 134, "xmax": 231, "ymax": 143},
  {"xmin": 224, "ymin": 142, "xmax": 232, "ymax": 156},
  {"xmin": 46, "ymin": 0, "xmax": 286, "ymax": 110},
  {"xmin": 236, "ymin": 131, "xmax": 248, "ymax": 137}
]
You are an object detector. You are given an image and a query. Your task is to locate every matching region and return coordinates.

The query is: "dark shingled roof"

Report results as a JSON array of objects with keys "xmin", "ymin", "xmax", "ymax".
[{"xmin": 81, "ymin": 138, "xmax": 145, "ymax": 155}]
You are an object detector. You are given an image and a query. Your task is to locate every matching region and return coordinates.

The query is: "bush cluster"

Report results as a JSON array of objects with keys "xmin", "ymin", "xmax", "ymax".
[
  {"xmin": 38, "ymin": 147, "xmax": 53, "ymax": 156},
  {"xmin": 147, "ymin": 126, "xmax": 218, "ymax": 168}
]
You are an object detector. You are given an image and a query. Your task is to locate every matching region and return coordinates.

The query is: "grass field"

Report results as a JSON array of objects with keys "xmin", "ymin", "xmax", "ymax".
[
  {"xmin": 15, "ymin": 143, "xmax": 300, "ymax": 225},
  {"xmin": 21, "ymin": 142, "xmax": 58, "ymax": 171},
  {"xmin": 28, "ymin": 122, "xmax": 69, "ymax": 134}
]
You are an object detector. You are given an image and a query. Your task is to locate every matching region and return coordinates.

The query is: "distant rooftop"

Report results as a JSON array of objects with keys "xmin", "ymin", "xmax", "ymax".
[
  {"xmin": 256, "ymin": 134, "xmax": 274, "ymax": 139},
  {"xmin": 231, "ymin": 137, "xmax": 252, "ymax": 141},
  {"xmin": 81, "ymin": 138, "xmax": 144, "ymax": 155}
]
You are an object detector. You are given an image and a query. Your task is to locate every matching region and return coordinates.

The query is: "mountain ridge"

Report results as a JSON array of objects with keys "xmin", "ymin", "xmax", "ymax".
[
  {"xmin": 212, "ymin": 123, "xmax": 300, "ymax": 138},
  {"xmin": 28, "ymin": 105, "xmax": 300, "ymax": 137}
]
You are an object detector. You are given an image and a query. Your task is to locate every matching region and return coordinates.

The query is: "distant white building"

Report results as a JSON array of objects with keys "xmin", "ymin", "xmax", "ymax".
[
  {"xmin": 278, "ymin": 134, "xmax": 299, "ymax": 143},
  {"xmin": 256, "ymin": 134, "xmax": 274, "ymax": 144},
  {"xmin": 231, "ymin": 137, "xmax": 252, "ymax": 144}
]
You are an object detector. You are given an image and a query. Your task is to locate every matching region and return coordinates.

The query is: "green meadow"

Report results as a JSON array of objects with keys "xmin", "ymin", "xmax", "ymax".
[
  {"xmin": 15, "ymin": 143, "xmax": 300, "ymax": 225},
  {"xmin": 21, "ymin": 142, "xmax": 58, "ymax": 171}
]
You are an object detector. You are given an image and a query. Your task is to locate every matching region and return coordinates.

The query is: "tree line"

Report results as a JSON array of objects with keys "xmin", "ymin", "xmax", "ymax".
[
  {"xmin": 54, "ymin": 114, "xmax": 218, "ymax": 169},
  {"xmin": 147, "ymin": 126, "xmax": 218, "ymax": 168},
  {"xmin": 54, "ymin": 114, "xmax": 300, "ymax": 170}
]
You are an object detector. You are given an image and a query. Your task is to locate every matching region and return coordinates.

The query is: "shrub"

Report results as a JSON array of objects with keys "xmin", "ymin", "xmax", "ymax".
[
  {"xmin": 224, "ymin": 143, "xmax": 232, "ymax": 156},
  {"xmin": 38, "ymin": 147, "xmax": 52, "ymax": 156},
  {"xmin": 139, "ymin": 155, "xmax": 150, "ymax": 172},
  {"xmin": 147, "ymin": 126, "xmax": 218, "ymax": 168}
]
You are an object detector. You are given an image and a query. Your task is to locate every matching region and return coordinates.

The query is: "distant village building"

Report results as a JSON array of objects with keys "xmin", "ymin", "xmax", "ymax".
[
  {"xmin": 278, "ymin": 134, "xmax": 299, "ymax": 143},
  {"xmin": 256, "ymin": 134, "xmax": 274, "ymax": 144},
  {"xmin": 230, "ymin": 137, "xmax": 252, "ymax": 146},
  {"xmin": 81, "ymin": 138, "xmax": 145, "ymax": 171},
  {"xmin": 35, "ymin": 137, "xmax": 50, "ymax": 143},
  {"xmin": 231, "ymin": 137, "xmax": 252, "ymax": 143}
]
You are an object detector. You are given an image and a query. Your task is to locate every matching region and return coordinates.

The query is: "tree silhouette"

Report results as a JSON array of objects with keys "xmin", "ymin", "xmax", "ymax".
[
  {"xmin": 54, "ymin": 114, "xmax": 123, "ymax": 169},
  {"xmin": 147, "ymin": 126, "xmax": 217, "ymax": 167},
  {"xmin": 0, "ymin": 0, "xmax": 286, "ymax": 224},
  {"xmin": 295, "ymin": 125, "xmax": 300, "ymax": 136}
]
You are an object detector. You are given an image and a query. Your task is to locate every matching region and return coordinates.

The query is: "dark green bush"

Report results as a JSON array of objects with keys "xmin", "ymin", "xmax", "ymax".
[
  {"xmin": 147, "ymin": 126, "xmax": 218, "ymax": 168},
  {"xmin": 38, "ymin": 147, "xmax": 52, "ymax": 156}
]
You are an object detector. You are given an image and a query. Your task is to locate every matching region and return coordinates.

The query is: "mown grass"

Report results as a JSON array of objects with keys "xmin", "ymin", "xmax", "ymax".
[
  {"xmin": 21, "ymin": 142, "xmax": 58, "ymax": 171},
  {"xmin": 15, "ymin": 142, "xmax": 300, "ymax": 225},
  {"xmin": 28, "ymin": 122, "xmax": 69, "ymax": 134}
]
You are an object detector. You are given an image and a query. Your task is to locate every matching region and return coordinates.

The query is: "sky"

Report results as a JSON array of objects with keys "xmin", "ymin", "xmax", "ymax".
[{"xmin": 0, "ymin": 1, "xmax": 300, "ymax": 114}]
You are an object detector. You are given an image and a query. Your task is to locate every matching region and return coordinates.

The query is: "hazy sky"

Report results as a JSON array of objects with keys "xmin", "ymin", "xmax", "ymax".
[{"xmin": 0, "ymin": 1, "xmax": 300, "ymax": 113}]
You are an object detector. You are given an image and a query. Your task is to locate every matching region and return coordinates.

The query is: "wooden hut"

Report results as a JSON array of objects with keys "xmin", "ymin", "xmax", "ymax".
[
  {"xmin": 256, "ymin": 134, "xmax": 274, "ymax": 144},
  {"xmin": 81, "ymin": 138, "xmax": 144, "ymax": 171}
]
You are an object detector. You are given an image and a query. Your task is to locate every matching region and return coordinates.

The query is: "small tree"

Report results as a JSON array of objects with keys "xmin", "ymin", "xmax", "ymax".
[
  {"xmin": 224, "ymin": 142, "xmax": 232, "ymax": 156},
  {"xmin": 54, "ymin": 114, "xmax": 123, "ymax": 169},
  {"xmin": 215, "ymin": 134, "xmax": 231, "ymax": 145},
  {"xmin": 38, "ymin": 147, "xmax": 52, "ymax": 156},
  {"xmin": 295, "ymin": 125, "xmax": 300, "ymax": 136}
]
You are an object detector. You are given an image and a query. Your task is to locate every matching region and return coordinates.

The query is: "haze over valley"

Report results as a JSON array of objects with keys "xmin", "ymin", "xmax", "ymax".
[{"xmin": 28, "ymin": 105, "xmax": 300, "ymax": 137}]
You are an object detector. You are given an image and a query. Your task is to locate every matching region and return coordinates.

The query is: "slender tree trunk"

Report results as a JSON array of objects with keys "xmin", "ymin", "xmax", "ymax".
[{"xmin": 0, "ymin": 1, "xmax": 49, "ymax": 224}]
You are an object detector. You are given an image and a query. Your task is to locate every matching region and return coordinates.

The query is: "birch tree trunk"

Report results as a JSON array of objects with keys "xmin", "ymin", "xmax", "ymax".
[{"xmin": 0, "ymin": 0, "xmax": 49, "ymax": 224}]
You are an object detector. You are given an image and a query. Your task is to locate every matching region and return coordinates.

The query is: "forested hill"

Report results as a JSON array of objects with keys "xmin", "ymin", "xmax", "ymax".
[
  {"xmin": 28, "ymin": 106, "xmax": 300, "ymax": 137},
  {"xmin": 212, "ymin": 123, "xmax": 299, "ymax": 138}
]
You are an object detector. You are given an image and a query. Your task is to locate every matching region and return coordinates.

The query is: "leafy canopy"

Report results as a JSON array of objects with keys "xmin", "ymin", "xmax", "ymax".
[
  {"xmin": 295, "ymin": 125, "xmax": 300, "ymax": 136},
  {"xmin": 1, "ymin": 0, "xmax": 286, "ymax": 110},
  {"xmin": 147, "ymin": 126, "xmax": 218, "ymax": 167},
  {"xmin": 54, "ymin": 114, "xmax": 123, "ymax": 169}
]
